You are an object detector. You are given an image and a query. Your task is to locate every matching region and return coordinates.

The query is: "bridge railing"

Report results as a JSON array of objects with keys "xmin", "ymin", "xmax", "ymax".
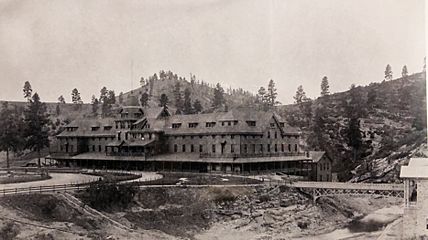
[{"xmin": 287, "ymin": 181, "xmax": 404, "ymax": 191}]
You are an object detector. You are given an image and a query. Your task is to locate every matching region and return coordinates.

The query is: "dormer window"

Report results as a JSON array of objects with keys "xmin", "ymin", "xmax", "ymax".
[
  {"xmin": 246, "ymin": 121, "xmax": 256, "ymax": 127},
  {"xmin": 66, "ymin": 127, "xmax": 78, "ymax": 132},
  {"xmin": 206, "ymin": 122, "xmax": 216, "ymax": 128},
  {"xmin": 134, "ymin": 113, "xmax": 142, "ymax": 118},
  {"xmin": 270, "ymin": 123, "xmax": 275, "ymax": 128},
  {"xmin": 104, "ymin": 126, "xmax": 112, "ymax": 130},
  {"xmin": 280, "ymin": 122, "xmax": 285, "ymax": 127},
  {"xmin": 121, "ymin": 113, "xmax": 129, "ymax": 118},
  {"xmin": 91, "ymin": 127, "xmax": 100, "ymax": 131},
  {"xmin": 172, "ymin": 123, "xmax": 182, "ymax": 129},
  {"xmin": 189, "ymin": 123, "xmax": 198, "ymax": 128}
]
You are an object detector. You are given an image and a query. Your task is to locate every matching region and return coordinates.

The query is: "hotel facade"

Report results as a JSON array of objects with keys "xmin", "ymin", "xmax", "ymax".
[{"xmin": 49, "ymin": 104, "xmax": 332, "ymax": 181}]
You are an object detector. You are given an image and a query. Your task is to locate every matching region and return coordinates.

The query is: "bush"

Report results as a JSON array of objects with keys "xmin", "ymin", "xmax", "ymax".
[
  {"xmin": 80, "ymin": 182, "xmax": 138, "ymax": 211},
  {"xmin": 259, "ymin": 194, "xmax": 271, "ymax": 202},
  {"xmin": 212, "ymin": 189, "xmax": 237, "ymax": 204},
  {"xmin": 0, "ymin": 222, "xmax": 19, "ymax": 240},
  {"xmin": 40, "ymin": 198, "xmax": 57, "ymax": 216}
]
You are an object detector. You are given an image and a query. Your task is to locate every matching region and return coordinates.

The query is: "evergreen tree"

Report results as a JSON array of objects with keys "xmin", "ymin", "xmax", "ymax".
[
  {"xmin": 58, "ymin": 95, "xmax": 66, "ymax": 104},
  {"xmin": 320, "ymin": 76, "xmax": 330, "ymax": 96},
  {"xmin": 183, "ymin": 87, "xmax": 193, "ymax": 114},
  {"xmin": 345, "ymin": 84, "xmax": 365, "ymax": 161},
  {"xmin": 257, "ymin": 87, "xmax": 269, "ymax": 110},
  {"xmin": 159, "ymin": 94, "xmax": 169, "ymax": 108},
  {"xmin": 366, "ymin": 87, "xmax": 377, "ymax": 110},
  {"xmin": 173, "ymin": 82, "xmax": 183, "ymax": 113},
  {"xmin": 140, "ymin": 92, "xmax": 149, "ymax": 107},
  {"xmin": 71, "ymin": 88, "xmax": 82, "ymax": 104},
  {"xmin": 118, "ymin": 92, "xmax": 124, "ymax": 104},
  {"xmin": 0, "ymin": 102, "xmax": 24, "ymax": 169},
  {"xmin": 91, "ymin": 95, "xmax": 99, "ymax": 114},
  {"xmin": 107, "ymin": 90, "xmax": 116, "ymax": 104},
  {"xmin": 23, "ymin": 81, "xmax": 32, "ymax": 101},
  {"xmin": 193, "ymin": 99, "xmax": 203, "ymax": 113},
  {"xmin": 212, "ymin": 83, "xmax": 225, "ymax": 109},
  {"xmin": 384, "ymin": 64, "xmax": 393, "ymax": 81},
  {"xmin": 23, "ymin": 93, "xmax": 50, "ymax": 167},
  {"xmin": 424, "ymin": 57, "xmax": 426, "ymax": 72},
  {"xmin": 293, "ymin": 85, "xmax": 306, "ymax": 104},
  {"xmin": 99, "ymin": 87, "xmax": 108, "ymax": 104},
  {"xmin": 402, "ymin": 65, "xmax": 408, "ymax": 78},
  {"xmin": 140, "ymin": 77, "xmax": 145, "ymax": 87},
  {"xmin": 266, "ymin": 79, "xmax": 279, "ymax": 106}
]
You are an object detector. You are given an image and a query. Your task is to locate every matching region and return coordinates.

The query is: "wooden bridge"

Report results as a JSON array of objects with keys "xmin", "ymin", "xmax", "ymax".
[{"xmin": 285, "ymin": 181, "xmax": 404, "ymax": 203}]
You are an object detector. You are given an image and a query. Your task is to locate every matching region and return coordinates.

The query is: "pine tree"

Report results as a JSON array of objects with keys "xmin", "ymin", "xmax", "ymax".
[
  {"xmin": 384, "ymin": 64, "xmax": 393, "ymax": 81},
  {"xmin": 320, "ymin": 76, "xmax": 330, "ymax": 96},
  {"xmin": 58, "ymin": 95, "xmax": 66, "ymax": 104},
  {"xmin": 402, "ymin": 65, "xmax": 408, "ymax": 78},
  {"xmin": 23, "ymin": 93, "xmax": 50, "ymax": 167},
  {"xmin": 424, "ymin": 57, "xmax": 426, "ymax": 72},
  {"xmin": 0, "ymin": 102, "xmax": 24, "ymax": 169},
  {"xmin": 140, "ymin": 92, "xmax": 149, "ymax": 107},
  {"xmin": 159, "ymin": 94, "xmax": 169, "ymax": 108},
  {"xmin": 107, "ymin": 90, "xmax": 116, "ymax": 104},
  {"xmin": 71, "ymin": 88, "xmax": 82, "ymax": 104},
  {"xmin": 140, "ymin": 77, "xmax": 145, "ymax": 87},
  {"xmin": 173, "ymin": 82, "xmax": 183, "ymax": 113},
  {"xmin": 212, "ymin": 83, "xmax": 225, "ymax": 109},
  {"xmin": 366, "ymin": 87, "xmax": 377, "ymax": 110},
  {"xmin": 23, "ymin": 81, "xmax": 32, "ymax": 101},
  {"xmin": 266, "ymin": 79, "xmax": 279, "ymax": 106},
  {"xmin": 294, "ymin": 85, "xmax": 306, "ymax": 104},
  {"xmin": 183, "ymin": 87, "xmax": 193, "ymax": 114},
  {"xmin": 99, "ymin": 87, "xmax": 108, "ymax": 104},
  {"xmin": 91, "ymin": 95, "xmax": 99, "ymax": 114},
  {"xmin": 193, "ymin": 99, "xmax": 203, "ymax": 113},
  {"xmin": 118, "ymin": 92, "xmax": 124, "ymax": 104}
]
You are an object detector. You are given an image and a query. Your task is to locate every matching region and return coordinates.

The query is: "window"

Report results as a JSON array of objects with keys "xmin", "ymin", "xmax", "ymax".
[
  {"xmin": 118, "ymin": 132, "xmax": 121, "ymax": 141},
  {"xmin": 92, "ymin": 145, "xmax": 95, "ymax": 152},
  {"xmin": 60, "ymin": 145, "xmax": 63, "ymax": 151},
  {"xmin": 281, "ymin": 144, "xmax": 284, "ymax": 152},
  {"xmin": 99, "ymin": 145, "xmax": 101, "ymax": 152},
  {"xmin": 270, "ymin": 123, "xmax": 275, "ymax": 128},
  {"xmin": 174, "ymin": 144, "xmax": 178, "ymax": 152},
  {"xmin": 199, "ymin": 145, "xmax": 203, "ymax": 153},
  {"xmin": 228, "ymin": 121, "xmax": 231, "ymax": 126},
  {"xmin": 274, "ymin": 132, "xmax": 277, "ymax": 139},
  {"xmin": 189, "ymin": 122, "xmax": 198, "ymax": 128},
  {"xmin": 182, "ymin": 144, "xmax": 186, "ymax": 152},
  {"xmin": 288, "ymin": 144, "xmax": 291, "ymax": 152},
  {"xmin": 91, "ymin": 127, "xmax": 99, "ymax": 131},
  {"xmin": 267, "ymin": 132, "xmax": 271, "ymax": 138},
  {"xmin": 104, "ymin": 126, "xmax": 112, "ymax": 130},
  {"xmin": 280, "ymin": 122, "xmax": 285, "ymax": 127},
  {"xmin": 149, "ymin": 134, "xmax": 152, "ymax": 140},
  {"xmin": 172, "ymin": 123, "xmax": 182, "ymax": 129},
  {"xmin": 233, "ymin": 121, "xmax": 238, "ymax": 125},
  {"xmin": 191, "ymin": 144, "xmax": 194, "ymax": 152},
  {"xmin": 246, "ymin": 121, "xmax": 256, "ymax": 127},
  {"xmin": 252, "ymin": 144, "xmax": 256, "ymax": 153},
  {"xmin": 295, "ymin": 144, "xmax": 298, "ymax": 152},
  {"xmin": 231, "ymin": 135, "xmax": 234, "ymax": 139},
  {"xmin": 274, "ymin": 144, "xmax": 278, "ymax": 152},
  {"xmin": 267, "ymin": 144, "xmax": 271, "ymax": 152},
  {"xmin": 260, "ymin": 144, "xmax": 263, "ymax": 152},
  {"xmin": 221, "ymin": 122, "xmax": 225, "ymax": 126},
  {"xmin": 244, "ymin": 144, "xmax": 248, "ymax": 153},
  {"xmin": 231, "ymin": 144, "xmax": 235, "ymax": 153},
  {"xmin": 206, "ymin": 122, "xmax": 216, "ymax": 127},
  {"xmin": 212, "ymin": 144, "xmax": 216, "ymax": 153},
  {"xmin": 70, "ymin": 145, "xmax": 74, "ymax": 152},
  {"xmin": 134, "ymin": 113, "xmax": 142, "ymax": 118}
]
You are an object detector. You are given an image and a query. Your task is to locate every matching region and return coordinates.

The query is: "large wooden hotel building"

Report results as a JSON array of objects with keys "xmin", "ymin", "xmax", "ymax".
[{"xmin": 49, "ymin": 103, "xmax": 332, "ymax": 181}]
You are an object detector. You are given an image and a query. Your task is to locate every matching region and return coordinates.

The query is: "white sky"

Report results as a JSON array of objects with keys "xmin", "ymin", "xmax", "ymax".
[{"xmin": 0, "ymin": 0, "xmax": 425, "ymax": 104}]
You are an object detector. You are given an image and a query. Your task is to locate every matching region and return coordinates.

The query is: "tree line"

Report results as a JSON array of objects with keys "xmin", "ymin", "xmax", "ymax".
[{"xmin": 0, "ymin": 81, "xmax": 50, "ymax": 168}]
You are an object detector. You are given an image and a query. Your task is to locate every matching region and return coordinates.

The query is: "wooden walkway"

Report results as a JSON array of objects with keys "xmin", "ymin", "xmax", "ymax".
[{"xmin": 285, "ymin": 181, "xmax": 404, "ymax": 202}]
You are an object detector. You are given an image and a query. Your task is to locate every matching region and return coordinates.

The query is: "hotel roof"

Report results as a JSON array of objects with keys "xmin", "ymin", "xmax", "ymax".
[{"xmin": 400, "ymin": 158, "xmax": 428, "ymax": 178}]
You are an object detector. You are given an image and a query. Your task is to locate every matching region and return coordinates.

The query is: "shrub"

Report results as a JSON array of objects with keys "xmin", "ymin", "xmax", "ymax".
[
  {"xmin": 259, "ymin": 194, "xmax": 271, "ymax": 202},
  {"xmin": 0, "ymin": 222, "xmax": 19, "ymax": 240},
  {"xmin": 213, "ymin": 189, "xmax": 237, "ymax": 204},
  {"xmin": 80, "ymin": 182, "xmax": 138, "ymax": 211}
]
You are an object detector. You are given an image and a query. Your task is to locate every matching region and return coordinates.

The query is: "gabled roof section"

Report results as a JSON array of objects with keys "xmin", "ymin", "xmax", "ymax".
[
  {"xmin": 309, "ymin": 151, "xmax": 327, "ymax": 163},
  {"xmin": 58, "ymin": 118, "xmax": 116, "ymax": 137}
]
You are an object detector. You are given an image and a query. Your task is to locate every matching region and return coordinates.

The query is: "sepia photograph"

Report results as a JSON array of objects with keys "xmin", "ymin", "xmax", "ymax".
[{"xmin": 0, "ymin": 0, "xmax": 426, "ymax": 239}]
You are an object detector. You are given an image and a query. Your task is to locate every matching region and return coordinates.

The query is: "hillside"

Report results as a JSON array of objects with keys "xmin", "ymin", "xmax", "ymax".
[
  {"xmin": 119, "ymin": 71, "xmax": 258, "ymax": 112},
  {"xmin": 278, "ymin": 72, "xmax": 427, "ymax": 182}
]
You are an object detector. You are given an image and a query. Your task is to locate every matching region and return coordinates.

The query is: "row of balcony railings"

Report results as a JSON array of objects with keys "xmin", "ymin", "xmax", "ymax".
[{"xmin": 200, "ymin": 152, "xmax": 308, "ymax": 159}]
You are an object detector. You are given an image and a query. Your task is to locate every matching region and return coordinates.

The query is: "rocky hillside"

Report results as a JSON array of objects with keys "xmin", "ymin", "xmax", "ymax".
[{"xmin": 278, "ymin": 72, "xmax": 427, "ymax": 182}]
